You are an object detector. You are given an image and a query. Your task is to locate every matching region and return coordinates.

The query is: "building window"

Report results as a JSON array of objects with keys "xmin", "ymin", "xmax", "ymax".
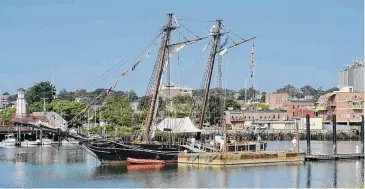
[
  {"xmin": 244, "ymin": 116, "xmax": 246, "ymax": 119},
  {"xmin": 297, "ymin": 105, "xmax": 300, "ymax": 108},
  {"xmin": 278, "ymin": 114, "xmax": 280, "ymax": 119},
  {"xmin": 293, "ymin": 105, "xmax": 295, "ymax": 109},
  {"xmin": 249, "ymin": 116, "xmax": 250, "ymax": 119},
  {"xmin": 264, "ymin": 117, "xmax": 267, "ymax": 119},
  {"xmin": 273, "ymin": 114, "xmax": 275, "ymax": 119},
  {"xmin": 293, "ymin": 112, "xmax": 295, "ymax": 117},
  {"xmin": 268, "ymin": 116, "xmax": 271, "ymax": 119},
  {"xmin": 260, "ymin": 116, "xmax": 262, "ymax": 119}
]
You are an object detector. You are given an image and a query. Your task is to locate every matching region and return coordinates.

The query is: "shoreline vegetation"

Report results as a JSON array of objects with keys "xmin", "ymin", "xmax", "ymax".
[{"xmin": 86, "ymin": 125, "xmax": 362, "ymax": 141}]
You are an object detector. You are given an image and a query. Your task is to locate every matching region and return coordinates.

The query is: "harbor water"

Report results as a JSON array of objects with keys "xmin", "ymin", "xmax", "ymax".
[{"xmin": 0, "ymin": 141, "xmax": 363, "ymax": 188}]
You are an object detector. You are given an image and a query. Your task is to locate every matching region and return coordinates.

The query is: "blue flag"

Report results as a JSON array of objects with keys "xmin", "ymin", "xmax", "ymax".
[{"xmin": 220, "ymin": 36, "xmax": 228, "ymax": 49}]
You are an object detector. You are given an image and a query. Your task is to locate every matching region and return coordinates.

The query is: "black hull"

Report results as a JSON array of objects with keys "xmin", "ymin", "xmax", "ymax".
[
  {"xmin": 87, "ymin": 144, "xmax": 183, "ymax": 164},
  {"xmin": 85, "ymin": 141, "xmax": 268, "ymax": 164}
]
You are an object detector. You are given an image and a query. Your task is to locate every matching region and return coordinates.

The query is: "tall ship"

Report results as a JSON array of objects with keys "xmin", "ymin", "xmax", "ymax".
[{"xmin": 69, "ymin": 13, "xmax": 264, "ymax": 164}]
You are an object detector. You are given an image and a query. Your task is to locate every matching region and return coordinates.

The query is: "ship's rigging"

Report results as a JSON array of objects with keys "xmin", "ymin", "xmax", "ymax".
[{"xmin": 68, "ymin": 13, "xmax": 257, "ymax": 145}]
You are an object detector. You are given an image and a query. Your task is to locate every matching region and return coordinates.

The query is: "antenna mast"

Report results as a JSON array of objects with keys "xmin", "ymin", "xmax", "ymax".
[{"xmin": 145, "ymin": 13, "xmax": 175, "ymax": 142}]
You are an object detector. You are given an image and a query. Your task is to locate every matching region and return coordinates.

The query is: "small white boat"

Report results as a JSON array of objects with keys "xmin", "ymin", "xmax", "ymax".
[
  {"xmin": 21, "ymin": 140, "xmax": 39, "ymax": 146},
  {"xmin": 1, "ymin": 134, "xmax": 17, "ymax": 146},
  {"xmin": 51, "ymin": 139, "xmax": 79, "ymax": 146},
  {"xmin": 36, "ymin": 138, "xmax": 53, "ymax": 145}
]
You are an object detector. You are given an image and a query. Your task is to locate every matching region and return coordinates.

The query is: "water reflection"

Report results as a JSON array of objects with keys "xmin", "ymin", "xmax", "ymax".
[
  {"xmin": 0, "ymin": 146, "xmax": 87, "ymax": 165},
  {"xmin": 0, "ymin": 142, "xmax": 363, "ymax": 188}
]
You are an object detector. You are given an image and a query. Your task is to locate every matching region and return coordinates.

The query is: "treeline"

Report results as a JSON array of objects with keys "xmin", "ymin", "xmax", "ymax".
[
  {"xmin": 0, "ymin": 82, "xmax": 339, "ymax": 130},
  {"xmin": 192, "ymin": 84, "xmax": 339, "ymax": 103}
]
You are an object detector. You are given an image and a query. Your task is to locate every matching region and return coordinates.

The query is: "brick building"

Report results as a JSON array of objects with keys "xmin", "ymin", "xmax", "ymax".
[
  {"xmin": 316, "ymin": 88, "xmax": 363, "ymax": 124},
  {"xmin": 265, "ymin": 93, "xmax": 289, "ymax": 109},
  {"xmin": 225, "ymin": 110, "xmax": 287, "ymax": 129},
  {"xmin": 283, "ymin": 99, "xmax": 315, "ymax": 120},
  {"xmin": 294, "ymin": 109, "xmax": 316, "ymax": 118}
]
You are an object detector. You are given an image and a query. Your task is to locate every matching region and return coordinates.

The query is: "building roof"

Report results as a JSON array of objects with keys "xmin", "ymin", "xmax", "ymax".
[{"xmin": 11, "ymin": 116, "xmax": 49, "ymax": 125}]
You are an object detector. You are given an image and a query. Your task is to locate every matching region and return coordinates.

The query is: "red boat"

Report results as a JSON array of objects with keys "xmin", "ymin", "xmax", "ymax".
[{"xmin": 127, "ymin": 157, "xmax": 166, "ymax": 165}]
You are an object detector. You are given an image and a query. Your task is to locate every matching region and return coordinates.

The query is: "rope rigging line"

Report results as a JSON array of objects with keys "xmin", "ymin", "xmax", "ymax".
[
  {"xmin": 221, "ymin": 22, "xmax": 245, "ymax": 41},
  {"xmin": 177, "ymin": 18, "xmax": 216, "ymax": 23},
  {"xmin": 178, "ymin": 23, "xmax": 200, "ymax": 38},
  {"xmin": 70, "ymin": 32, "xmax": 162, "ymax": 126},
  {"xmin": 101, "ymin": 33, "xmax": 162, "ymax": 82},
  {"xmin": 89, "ymin": 31, "xmax": 162, "ymax": 87}
]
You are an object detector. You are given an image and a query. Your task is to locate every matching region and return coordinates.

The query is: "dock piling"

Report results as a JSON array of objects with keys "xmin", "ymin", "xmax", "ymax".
[
  {"xmin": 361, "ymin": 115, "xmax": 364, "ymax": 154},
  {"xmin": 306, "ymin": 114, "xmax": 311, "ymax": 155},
  {"xmin": 333, "ymin": 116, "xmax": 337, "ymax": 155}
]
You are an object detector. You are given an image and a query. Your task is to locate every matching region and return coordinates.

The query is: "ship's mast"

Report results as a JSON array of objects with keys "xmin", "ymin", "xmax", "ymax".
[
  {"xmin": 145, "ymin": 13, "xmax": 175, "ymax": 142},
  {"xmin": 197, "ymin": 20, "xmax": 222, "ymax": 140},
  {"xmin": 196, "ymin": 21, "xmax": 256, "ymax": 140}
]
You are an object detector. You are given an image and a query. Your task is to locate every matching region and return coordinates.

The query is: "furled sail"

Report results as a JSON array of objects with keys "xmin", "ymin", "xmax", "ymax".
[{"xmin": 168, "ymin": 37, "xmax": 207, "ymax": 55}]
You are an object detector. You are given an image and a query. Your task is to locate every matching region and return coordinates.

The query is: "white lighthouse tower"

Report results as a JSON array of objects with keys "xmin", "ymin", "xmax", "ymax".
[{"xmin": 16, "ymin": 88, "xmax": 27, "ymax": 118}]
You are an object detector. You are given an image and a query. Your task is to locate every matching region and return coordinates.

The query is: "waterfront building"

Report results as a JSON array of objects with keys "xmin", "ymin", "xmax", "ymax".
[
  {"xmin": 225, "ymin": 110, "xmax": 287, "ymax": 129},
  {"xmin": 283, "ymin": 99, "xmax": 315, "ymax": 120},
  {"xmin": 225, "ymin": 110, "xmax": 322, "ymax": 130},
  {"xmin": 265, "ymin": 93, "xmax": 289, "ymax": 109},
  {"xmin": 316, "ymin": 86, "xmax": 363, "ymax": 124},
  {"xmin": 10, "ymin": 88, "xmax": 68, "ymax": 130},
  {"xmin": 339, "ymin": 57, "xmax": 364, "ymax": 92}
]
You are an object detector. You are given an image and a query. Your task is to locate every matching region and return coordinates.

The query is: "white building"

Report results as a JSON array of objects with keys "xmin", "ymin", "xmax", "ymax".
[{"xmin": 157, "ymin": 84, "xmax": 193, "ymax": 100}]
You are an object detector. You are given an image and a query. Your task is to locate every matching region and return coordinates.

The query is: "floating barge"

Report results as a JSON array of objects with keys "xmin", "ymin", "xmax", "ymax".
[
  {"xmin": 305, "ymin": 153, "xmax": 364, "ymax": 161},
  {"xmin": 178, "ymin": 151, "xmax": 305, "ymax": 166}
]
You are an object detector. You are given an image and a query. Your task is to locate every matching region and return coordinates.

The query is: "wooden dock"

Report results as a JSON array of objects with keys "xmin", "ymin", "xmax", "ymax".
[
  {"xmin": 178, "ymin": 151, "xmax": 306, "ymax": 166},
  {"xmin": 305, "ymin": 153, "xmax": 364, "ymax": 161}
]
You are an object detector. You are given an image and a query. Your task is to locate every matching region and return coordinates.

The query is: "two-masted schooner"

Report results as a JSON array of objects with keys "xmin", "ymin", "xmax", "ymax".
[{"xmin": 76, "ymin": 13, "xmax": 264, "ymax": 164}]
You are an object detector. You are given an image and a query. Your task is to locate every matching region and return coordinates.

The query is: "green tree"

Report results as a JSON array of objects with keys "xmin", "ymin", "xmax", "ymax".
[
  {"xmin": 26, "ymin": 81, "xmax": 56, "ymax": 104},
  {"xmin": 237, "ymin": 87, "xmax": 260, "ymax": 101},
  {"xmin": 300, "ymin": 85, "xmax": 316, "ymax": 96},
  {"xmin": 225, "ymin": 98, "xmax": 241, "ymax": 110},
  {"xmin": 28, "ymin": 101, "xmax": 49, "ymax": 113},
  {"xmin": 137, "ymin": 96, "xmax": 165, "ymax": 111},
  {"xmin": 8, "ymin": 94, "xmax": 17, "ymax": 101},
  {"xmin": 0, "ymin": 107, "xmax": 15, "ymax": 125},
  {"xmin": 206, "ymin": 94, "xmax": 224, "ymax": 126},
  {"xmin": 2, "ymin": 92, "xmax": 9, "ymax": 95},
  {"xmin": 260, "ymin": 92, "xmax": 267, "ymax": 103},
  {"xmin": 325, "ymin": 87, "xmax": 339, "ymax": 93},
  {"xmin": 172, "ymin": 94, "xmax": 193, "ymax": 118},
  {"xmin": 75, "ymin": 89, "xmax": 87, "ymax": 98},
  {"xmin": 124, "ymin": 90, "xmax": 138, "ymax": 102},
  {"xmin": 49, "ymin": 99, "xmax": 85, "ymax": 123},
  {"xmin": 100, "ymin": 96, "xmax": 133, "ymax": 126},
  {"xmin": 276, "ymin": 84, "xmax": 302, "ymax": 98},
  {"xmin": 244, "ymin": 103, "xmax": 269, "ymax": 110},
  {"xmin": 58, "ymin": 89, "xmax": 75, "ymax": 101}
]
